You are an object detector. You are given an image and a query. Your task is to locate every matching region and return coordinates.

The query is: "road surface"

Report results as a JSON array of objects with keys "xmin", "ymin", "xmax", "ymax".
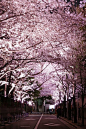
[{"xmin": 0, "ymin": 114, "xmax": 76, "ymax": 129}]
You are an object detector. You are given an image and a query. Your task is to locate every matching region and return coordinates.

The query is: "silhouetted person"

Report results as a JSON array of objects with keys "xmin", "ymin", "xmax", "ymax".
[
  {"xmin": 57, "ymin": 106, "xmax": 61, "ymax": 118},
  {"xmin": 57, "ymin": 107, "xmax": 59, "ymax": 118}
]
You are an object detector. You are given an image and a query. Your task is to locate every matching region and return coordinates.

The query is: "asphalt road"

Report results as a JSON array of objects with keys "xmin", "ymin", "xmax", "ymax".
[{"xmin": 0, "ymin": 114, "xmax": 76, "ymax": 129}]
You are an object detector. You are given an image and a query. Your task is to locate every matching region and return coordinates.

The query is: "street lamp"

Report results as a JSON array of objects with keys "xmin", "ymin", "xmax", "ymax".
[{"xmin": 44, "ymin": 98, "xmax": 45, "ymax": 112}]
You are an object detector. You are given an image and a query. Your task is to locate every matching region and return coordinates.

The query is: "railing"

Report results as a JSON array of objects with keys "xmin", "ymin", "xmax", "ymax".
[{"xmin": 0, "ymin": 96, "xmax": 28, "ymax": 125}]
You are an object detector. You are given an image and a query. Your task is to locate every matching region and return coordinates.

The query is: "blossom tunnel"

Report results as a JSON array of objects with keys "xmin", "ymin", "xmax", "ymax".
[{"xmin": 0, "ymin": 0, "xmax": 86, "ymax": 126}]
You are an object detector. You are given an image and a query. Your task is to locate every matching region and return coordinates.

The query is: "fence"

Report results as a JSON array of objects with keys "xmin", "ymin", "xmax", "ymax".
[
  {"xmin": 0, "ymin": 96, "xmax": 29, "ymax": 125},
  {"xmin": 55, "ymin": 97, "xmax": 86, "ymax": 126}
]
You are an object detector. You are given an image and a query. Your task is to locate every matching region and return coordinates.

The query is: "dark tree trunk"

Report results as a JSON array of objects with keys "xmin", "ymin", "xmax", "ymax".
[
  {"xmin": 73, "ymin": 95, "xmax": 77, "ymax": 123},
  {"xmin": 82, "ymin": 90, "xmax": 84, "ymax": 126},
  {"xmin": 68, "ymin": 99, "xmax": 71, "ymax": 120},
  {"xmin": 64, "ymin": 95, "xmax": 66, "ymax": 118}
]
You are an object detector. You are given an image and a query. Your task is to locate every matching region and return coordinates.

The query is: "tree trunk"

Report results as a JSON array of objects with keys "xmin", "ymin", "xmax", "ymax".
[
  {"xmin": 73, "ymin": 95, "xmax": 77, "ymax": 123},
  {"xmin": 82, "ymin": 90, "xmax": 84, "ymax": 126},
  {"xmin": 64, "ymin": 95, "xmax": 66, "ymax": 118},
  {"xmin": 68, "ymin": 100, "xmax": 71, "ymax": 120}
]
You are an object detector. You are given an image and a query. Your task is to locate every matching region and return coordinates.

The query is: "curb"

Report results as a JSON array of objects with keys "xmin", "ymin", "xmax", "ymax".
[{"xmin": 59, "ymin": 117, "xmax": 83, "ymax": 129}]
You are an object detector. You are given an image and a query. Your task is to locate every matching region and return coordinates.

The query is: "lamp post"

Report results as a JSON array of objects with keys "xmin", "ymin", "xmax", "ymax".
[
  {"xmin": 44, "ymin": 98, "xmax": 45, "ymax": 112},
  {"xmin": 68, "ymin": 93, "xmax": 71, "ymax": 120}
]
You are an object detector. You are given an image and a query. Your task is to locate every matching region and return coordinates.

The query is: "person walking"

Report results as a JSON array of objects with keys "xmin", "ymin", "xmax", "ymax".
[
  {"xmin": 56, "ymin": 107, "xmax": 59, "ymax": 118},
  {"xmin": 56, "ymin": 106, "xmax": 61, "ymax": 118}
]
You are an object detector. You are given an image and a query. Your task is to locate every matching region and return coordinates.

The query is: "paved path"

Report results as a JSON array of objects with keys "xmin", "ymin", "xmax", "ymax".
[
  {"xmin": 37, "ymin": 114, "xmax": 76, "ymax": 129},
  {"xmin": 0, "ymin": 114, "xmax": 77, "ymax": 129}
]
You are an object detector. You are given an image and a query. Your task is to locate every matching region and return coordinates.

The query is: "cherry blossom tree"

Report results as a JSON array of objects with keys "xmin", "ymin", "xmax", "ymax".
[{"xmin": 0, "ymin": 0, "xmax": 86, "ymax": 113}]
